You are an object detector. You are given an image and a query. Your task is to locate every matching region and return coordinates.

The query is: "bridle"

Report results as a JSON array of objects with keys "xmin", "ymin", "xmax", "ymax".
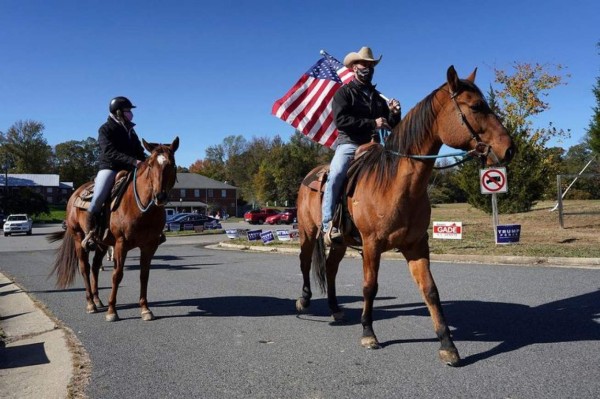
[
  {"xmin": 133, "ymin": 149, "xmax": 176, "ymax": 213},
  {"xmin": 448, "ymin": 88, "xmax": 500, "ymax": 166}
]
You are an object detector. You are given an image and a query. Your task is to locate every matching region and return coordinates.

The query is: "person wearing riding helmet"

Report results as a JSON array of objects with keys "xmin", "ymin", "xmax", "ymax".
[
  {"xmin": 321, "ymin": 47, "xmax": 401, "ymax": 246},
  {"xmin": 82, "ymin": 96, "xmax": 147, "ymax": 250}
]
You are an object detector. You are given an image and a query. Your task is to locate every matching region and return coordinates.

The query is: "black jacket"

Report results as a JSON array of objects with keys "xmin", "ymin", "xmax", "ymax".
[
  {"xmin": 97, "ymin": 116, "xmax": 146, "ymax": 171},
  {"xmin": 332, "ymin": 80, "xmax": 401, "ymax": 146}
]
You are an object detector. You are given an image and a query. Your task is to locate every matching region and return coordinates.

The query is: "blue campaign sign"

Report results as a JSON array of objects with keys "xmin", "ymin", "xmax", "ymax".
[
  {"xmin": 246, "ymin": 229, "xmax": 263, "ymax": 241},
  {"xmin": 496, "ymin": 224, "xmax": 521, "ymax": 244},
  {"xmin": 260, "ymin": 230, "xmax": 275, "ymax": 244}
]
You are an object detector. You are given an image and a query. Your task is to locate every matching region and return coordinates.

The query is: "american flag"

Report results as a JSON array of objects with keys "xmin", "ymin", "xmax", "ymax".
[{"xmin": 272, "ymin": 52, "xmax": 354, "ymax": 148}]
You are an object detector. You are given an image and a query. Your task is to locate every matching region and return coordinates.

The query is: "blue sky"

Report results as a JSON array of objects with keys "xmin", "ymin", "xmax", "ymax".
[{"xmin": 1, "ymin": 0, "xmax": 598, "ymax": 168}]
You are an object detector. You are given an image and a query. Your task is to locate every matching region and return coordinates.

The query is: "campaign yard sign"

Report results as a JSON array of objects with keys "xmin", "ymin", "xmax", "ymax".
[
  {"xmin": 432, "ymin": 222, "xmax": 463, "ymax": 240},
  {"xmin": 276, "ymin": 229, "xmax": 299, "ymax": 241},
  {"xmin": 496, "ymin": 224, "xmax": 521, "ymax": 244},
  {"xmin": 226, "ymin": 229, "xmax": 240, "ymax": 239},
  {"xmin": 260, "ymin": 230, "xmax": 275, "ymax": 244},
  {"xmin": 246, "ymin": 229, "xmax": 263, "ymax": 241}
]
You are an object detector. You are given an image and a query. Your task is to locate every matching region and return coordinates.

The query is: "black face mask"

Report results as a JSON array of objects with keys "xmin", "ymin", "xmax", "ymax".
[{"xmin": 356, "ymin": 67, "xmax": 374, "ymax": 83}]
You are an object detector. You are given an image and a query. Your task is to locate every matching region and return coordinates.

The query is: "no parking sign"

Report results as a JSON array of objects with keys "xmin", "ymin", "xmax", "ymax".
[{"xmin": 480, "ymin": 167, "xmax": 508, "ymax": 194}]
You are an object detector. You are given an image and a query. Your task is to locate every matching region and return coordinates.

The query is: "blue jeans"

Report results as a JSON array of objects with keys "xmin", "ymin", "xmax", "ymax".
[
  {"xmin": 321, "ymin": 143, "xmax": 358, "ymax": 228},
  {"xmin": 88, "ymin": 169, "xmax": 117, "ymax": 214}
]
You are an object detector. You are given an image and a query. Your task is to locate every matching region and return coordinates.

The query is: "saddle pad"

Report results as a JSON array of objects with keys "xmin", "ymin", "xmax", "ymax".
[{"xmin": 302, "ymin": 166, "xmax": 329, "ymax": 193}]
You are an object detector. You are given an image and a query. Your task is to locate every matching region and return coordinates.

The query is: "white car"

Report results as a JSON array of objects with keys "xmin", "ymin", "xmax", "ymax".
[{"xmin": 3, "ymin": 214, "xmax": 33, "ymax": 236}]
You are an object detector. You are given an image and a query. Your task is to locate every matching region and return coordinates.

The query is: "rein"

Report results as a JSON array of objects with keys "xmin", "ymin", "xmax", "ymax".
[
  {"xmin": 133, "ymin": 165, "xmax": 158, "ymax": 213},
  {"xmin": 383, "ymin": 88, "xmax": 499, "ymax": 169}
]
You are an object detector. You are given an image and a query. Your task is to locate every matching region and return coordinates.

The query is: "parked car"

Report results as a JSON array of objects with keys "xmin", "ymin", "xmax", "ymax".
[
  {"xmin": 0, "ymin": 213, "xmax": 5, "ymax": 228},
  {"xmin": 3, "ymin": 214, "xmax": 33, "ymax": 236},
  {"xmin": 61, "ymin": 220, "xmax": 67, "ymax": 230},
  {"xmin": 166, "ymin": 213, "xmax": 221, "ymax": 232},
  {"xmin": 244, "ymin": 208, "xmax": 279, "ymax": 224},
  {"xmin": 265, "ymin": 211, "xmax": 284, "ymax": 225},
  {"xmin": 280, "ymin": 208, "xmax": 297, "ymax": 224}
]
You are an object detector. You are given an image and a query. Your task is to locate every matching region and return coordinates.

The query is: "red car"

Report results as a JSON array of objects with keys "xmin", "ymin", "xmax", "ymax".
[
  {"xmin": 244, "ymin": 208, "xmax": 279, "ymax": 224},
  {"xmin": 280, "ymin": 208, "xmax": 297, "ymax": 224},
  {"xmin": 265, "ymin": 212, "xmax": 284, "ymax": 225}
]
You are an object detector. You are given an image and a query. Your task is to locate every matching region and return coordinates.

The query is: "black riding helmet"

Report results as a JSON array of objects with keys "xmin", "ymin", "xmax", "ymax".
[{"xmin": 109, "ymin": 96, "xmax": 136, "ymax": 114}]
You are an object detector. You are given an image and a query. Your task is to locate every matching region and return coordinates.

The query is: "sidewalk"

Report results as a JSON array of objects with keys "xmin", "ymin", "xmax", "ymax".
[{"xmin": 0, "ymin": 273, "xmax": 74, "ymax": 399}]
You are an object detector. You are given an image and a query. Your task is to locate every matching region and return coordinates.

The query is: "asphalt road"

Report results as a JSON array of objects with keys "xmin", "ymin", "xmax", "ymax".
[{"xmin": 1, "ymin": 224, "xmax": 599, "ymax": 398}]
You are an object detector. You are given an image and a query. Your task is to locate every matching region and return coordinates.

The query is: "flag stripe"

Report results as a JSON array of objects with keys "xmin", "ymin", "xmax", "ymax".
[{"xmin": 271, "ymin": 53, "xmax": 354, "ymax": 148}]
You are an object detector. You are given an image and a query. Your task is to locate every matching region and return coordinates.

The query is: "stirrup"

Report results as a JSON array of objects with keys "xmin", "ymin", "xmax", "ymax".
[
  {"xmin": 81, "ymin": 231, "xmax": 97, "ymax": 251},
  {"xmin": 323, "ymin": 224, "xmax": 342, "ymax": 246}
]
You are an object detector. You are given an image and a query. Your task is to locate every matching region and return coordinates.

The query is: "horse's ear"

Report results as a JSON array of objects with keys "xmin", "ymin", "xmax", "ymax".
[
  {"xmin": 447, "ymin": 65, "xmax": 460, "ymax": 94},
  {"xmin": 171, "ymin": 137, "xmax": 180, "ymax": 152},
  {"xmin": 142, "ymin": 139, "xmax": 156, "ymax": 153},
  {"xmin": 466, "ymin": 67, "xmax": 477, "ymax": 83}
]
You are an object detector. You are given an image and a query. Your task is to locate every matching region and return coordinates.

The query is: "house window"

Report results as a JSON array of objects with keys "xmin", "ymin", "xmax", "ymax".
[
  {"xmin": 194, "ymin": 189, "xmax": 200, "ymax": 198},
  {"xmin": 221, "ymin": 190, "xmax": 226, "ymax": 198},
  {"xmin": 47, "ymin": 196, "xmax": 53, "ymax": 203},
  {"xmin": 208, "ymin": 189, "xmax": 213, "ymax": 197},
  {"xmin": 180, "ymin": 189, "xmax": 185, "ymax": 198},
  {"xmin": 47, "ymin": 187, "xmax": 53, "ymax": 193}
]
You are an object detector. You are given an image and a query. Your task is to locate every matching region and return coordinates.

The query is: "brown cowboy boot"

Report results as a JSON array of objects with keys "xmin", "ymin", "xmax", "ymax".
[{"xmin": 81, "ymin": 211, "xmax": 98, "ymax": 251}]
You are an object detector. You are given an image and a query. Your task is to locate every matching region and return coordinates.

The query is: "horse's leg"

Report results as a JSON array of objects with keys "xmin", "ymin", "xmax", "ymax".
[
  {"xmin": 404, "ymin": 238, "xmax": 460, "ymax": 366},
  {"xmin": 139, "ymin": 245, "xmax": 158, "ymax": 321},
  {"xmin": 360, "ymin": 242, "xmax": 382, "ymax": 349},
  {"xmin": 91, "ymin": 249, "xmax": 106, "ymax": 309},
  {"xmin": 106, "ymin": 242, "xmax": 126, "ymax": 322},
  {"xmin": 296, "ymin": 227, "xmax": 316, "ymax": 312},
  {"xmin": 326, "ymin": 243, "xmax": 346, "ymax": 321},
  {"xmin": 75, "ymin": 245, "xmax": 97, "ymax": 314}
]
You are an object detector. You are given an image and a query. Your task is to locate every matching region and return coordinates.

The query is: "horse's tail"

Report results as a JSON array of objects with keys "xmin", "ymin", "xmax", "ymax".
[
  {"xmin": 48, "ymin": 229, "xmax": 79, "ymax": 289},
  {"xmin": 311, "ymin": 234, "xmax": 327, "ymax": 294}
]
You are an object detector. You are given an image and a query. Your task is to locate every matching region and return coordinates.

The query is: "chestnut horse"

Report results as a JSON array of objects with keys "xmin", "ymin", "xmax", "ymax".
[
  {"xmin": 49, "ymin": 137, "xmax": 179, "ymax": 322},
  {"xmin": 295, "ymin": 67, "xmax": 515, "ymax": 366}
]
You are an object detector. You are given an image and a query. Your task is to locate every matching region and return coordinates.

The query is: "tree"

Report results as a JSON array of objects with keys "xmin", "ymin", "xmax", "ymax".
[
  {"xmin": 454, "ymin": 63, "xmax": 570, "ymax": 213},
  {"xmin": 0, "ymin": 120, "xmax": 54, "ymax": 173},
  {"xmin": 53, "ymin": 138, "xmax": 99, "ymax": 188},
  {"xmin": 2, "ymin": 187, "xmax": 49, "ymax": 216},
  {"xmin": 587, "ymin": 42, "xmax": 600, "ymax": 156}
]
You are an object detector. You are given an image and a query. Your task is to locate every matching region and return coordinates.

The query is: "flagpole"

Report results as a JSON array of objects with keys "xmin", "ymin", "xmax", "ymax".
[{"xmin": 320, "ymin": 49, "xmax": 390, "ymax": 102}]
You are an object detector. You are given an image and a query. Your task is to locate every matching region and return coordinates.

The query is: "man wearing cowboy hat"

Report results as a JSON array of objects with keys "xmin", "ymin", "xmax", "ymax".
[{"xmin": 322, "ymin": 46, "xmax": 401, "ymax": 245}]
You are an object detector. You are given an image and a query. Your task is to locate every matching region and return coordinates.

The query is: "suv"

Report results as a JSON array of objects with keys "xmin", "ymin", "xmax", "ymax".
[
  {"xmin": 243, "ymin": 208, "xmax": 279, "ymax": 224},
  {"xmin": 3, "ymin": 214, "xmax": 33, "ymax": 236}
]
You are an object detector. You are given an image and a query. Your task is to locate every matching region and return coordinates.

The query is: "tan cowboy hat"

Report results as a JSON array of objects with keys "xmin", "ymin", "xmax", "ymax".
[{"xmin": 343, "ymin": 46, "xmax": 382, "ymax": 67}]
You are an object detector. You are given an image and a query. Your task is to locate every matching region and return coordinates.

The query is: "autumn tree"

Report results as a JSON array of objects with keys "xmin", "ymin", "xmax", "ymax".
[{"xmin": 453, "ymin": 63, "xmax": 570, "ymax": 213}]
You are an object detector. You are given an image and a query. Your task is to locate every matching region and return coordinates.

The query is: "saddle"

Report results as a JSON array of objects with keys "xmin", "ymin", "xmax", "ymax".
[
  {"xmin": 301, "ymin": 141, "xmax": 381, "ymax": 245},
  {"xmin": 74, "ymin": 170, "xmax": 133, "ymax": 239}
]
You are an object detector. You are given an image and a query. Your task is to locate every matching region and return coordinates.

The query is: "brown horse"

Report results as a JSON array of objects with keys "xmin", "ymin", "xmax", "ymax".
[
  {"xmin": 295, "ymin": 66, "xmax": 515, "ymax": 366},
  {"xmin": 49, "ymin": 137, "xmax": 179, "ymax": 322}
]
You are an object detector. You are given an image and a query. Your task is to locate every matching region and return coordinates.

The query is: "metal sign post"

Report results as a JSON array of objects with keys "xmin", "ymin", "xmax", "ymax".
[{"xmin": 480, "ymin": 167, "xmax": 508, "ymax": 243}]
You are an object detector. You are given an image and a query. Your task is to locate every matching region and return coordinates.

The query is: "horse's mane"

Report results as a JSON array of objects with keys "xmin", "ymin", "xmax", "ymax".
[{"xmin": 356, "ymin": 85, "xmax": 443, "ymax": 189}]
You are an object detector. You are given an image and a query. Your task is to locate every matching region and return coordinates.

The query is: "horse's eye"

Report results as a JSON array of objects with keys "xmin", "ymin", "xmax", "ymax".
[{"xmin": 470, "ymin": 102, "xmax": 488, "ymax": 113}]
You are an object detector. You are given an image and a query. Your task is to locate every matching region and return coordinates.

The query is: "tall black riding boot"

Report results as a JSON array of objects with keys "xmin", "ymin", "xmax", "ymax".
[{"xmin": 82, "ymin": 211, "xmax": 98, "ymax": 251}]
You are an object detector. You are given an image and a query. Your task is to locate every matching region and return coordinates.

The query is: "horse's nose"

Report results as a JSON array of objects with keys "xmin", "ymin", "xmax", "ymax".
[{"xmin": 504, "ymin": 144, "xmax": 516, "ymax": 163}]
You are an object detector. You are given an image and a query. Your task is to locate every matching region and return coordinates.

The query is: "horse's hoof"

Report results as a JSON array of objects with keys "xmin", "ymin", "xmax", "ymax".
[
  {"xmin": 439, "ymin": 348, "xmax": 461, "ymax": 366},
  {"xmin": 86, "ymin": 305, "xmax": 97, "ymax": 314},
  {"xmin": 360, "ymin": 336, "xmax": 381, "ymax": 349},
  {"xmin": 105, "ymin": 313, "xmax": 120, "ymax": 322},
  {"xmin": 141, "ymin": 310, "xmax": 155, "ymax": 321},
  {"xmin": 331, "ymin": 310, "xmax": 345, "ymax": 322},
  {"xmin": 295, "ymin": 298, "xmax": 310, "ymax": 312},
  {"xmin": 94, "ymin": 300, "xmax": 105, "ymax": 309}
]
